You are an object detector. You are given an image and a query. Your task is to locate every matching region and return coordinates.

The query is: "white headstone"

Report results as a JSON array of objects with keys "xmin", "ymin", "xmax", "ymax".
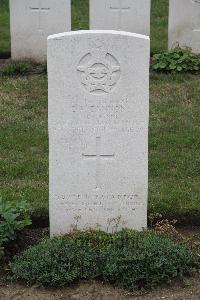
[
  {"xmin": 90, "ymin": 0, "xmax": 151, "ymax": 36},
  {"xmin": 169, "ymin": 0, "xmax": 200, "ymax": 53},
  {"xmin": 48, "ymin": 30, "xmax": 150, "ymax": 236},
  {"xmin": 10, "ymin": 0, "xmax": 71, "ymax": 62}
]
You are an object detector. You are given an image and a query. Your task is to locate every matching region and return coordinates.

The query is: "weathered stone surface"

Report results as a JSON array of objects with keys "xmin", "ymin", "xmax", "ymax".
[
  {"xmin": 48, "ymin": 30, "xmax": 150, "ymax": 236},
  {"xmin": 169, "ymin": 0, "xmax": 200, "ymax": 53},
  {"xmin": 10, "ymin": 0, "xmax": 71, "ymax": 62},
  {"xmin": 90, "ymin": 0, "xmax": 151, "ymax": 36}
]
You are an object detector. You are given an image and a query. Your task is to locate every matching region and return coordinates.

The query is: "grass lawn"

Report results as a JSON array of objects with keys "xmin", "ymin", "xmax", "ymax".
[
  {"xmin": 0, "ymin": 0, "xmax": 199, "ymax": 223},
  {"xmin": 0, "ymin": 0, "xmax": 168, "ymax": 56},
  {"xmin": 151, "ymin": 0, "xmax": 168, "ymax": 54},
  {"xmin": 1, "ymin": 73, "xmax": 199, "ymax": 221},
  {"xmin": 149, "ymin": 73, "xmax": 200, "ymax": 221},
  {"xmin": 0, "ymin": 0, "xmax": 10, "ymax": 57}
]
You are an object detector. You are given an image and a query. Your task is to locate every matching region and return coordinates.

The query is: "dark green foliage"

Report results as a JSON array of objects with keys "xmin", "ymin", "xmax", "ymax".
[
  {"xmin": 152, "ymin": 48, "xmax": 200, "ymax": 73},
  {"xmin": 41, "ymin": 62, "xmax": 47, "ymax": 75},
  {"xmin": 12, "ymin": 230, "xmax": 199, "ymax": 289},
  {"xmin": 101, "ymin": 231, "xmax": 198, "ymax": 289},
  {"xmin": 0, "ymin": 0, "xmax": 10, "ymax": 57},
  {"xmin": 2, "ymin": 62, "xmax": 31, "ymax": 76},
  {"xmin": 12, "ymin": 235, "xmax": 100, "ymax": 286},
  {"xmin": 0, "ymin": 197, "xmax": 32, "ymax": 259}
]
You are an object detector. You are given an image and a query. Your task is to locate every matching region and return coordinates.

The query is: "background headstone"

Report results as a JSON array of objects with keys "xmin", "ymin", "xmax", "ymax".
[
  {"xmin": 90, "ymin": 0, "xmax": 151, "ymax": 36},
  {"xmin": 10, "ymin": 0, "xmax": 71, "ymax": 62},
  {"xmin": 169, "ymin": 0, "xmax": 200, "ymax": 53},
  {"xmin": 48, "ymin": 30, "xmax": 150, "ymax": 236}
]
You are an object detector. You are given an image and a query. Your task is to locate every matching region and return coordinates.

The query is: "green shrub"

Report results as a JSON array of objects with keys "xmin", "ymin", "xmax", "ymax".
[
  {"xmin": 0, "ymin": 197, "xmax": 32, "ymax": 259},
  {"xmin": 152, "ymin": 47, "xmax": 200, "ymax": 73},
  {"xmin": 2, "ymin": 62, "xmax": 31, "ymax": 76},
  {"xmin": 12, "ymin": 236, "xmax": 99, "ymax": 286},
  {"xmin": 12, "ymin": 230, "xmax": 199, "ymax": 289},
  {"xmin": 101, "ymin": 231, "xmax": 198, "ymax": 289}
]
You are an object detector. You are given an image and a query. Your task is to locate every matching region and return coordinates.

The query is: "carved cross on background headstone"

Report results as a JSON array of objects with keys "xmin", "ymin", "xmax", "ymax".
[
  {"xmin": 30, "ymin": 0, "xmax": 50, "ymax": 32},
  {"xmin": 82, "ymin": 137, "xmax": 115, "ymax": 190},
  {"xmin": 109, "ymin": 0, "xmax": 130, "ymax": 30}
]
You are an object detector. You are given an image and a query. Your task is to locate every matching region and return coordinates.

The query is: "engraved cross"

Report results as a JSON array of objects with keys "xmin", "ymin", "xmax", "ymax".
[
  {"xmin": 82, "ymin": 137, "xmax": 115, "ymax": 190},
  {"xmin": 109, "ymin": 0, "xmax": 130, "ymax": 30},
  {"xmin": 30, "ymin": 0, "xmax": 50, "ymax": 32}
]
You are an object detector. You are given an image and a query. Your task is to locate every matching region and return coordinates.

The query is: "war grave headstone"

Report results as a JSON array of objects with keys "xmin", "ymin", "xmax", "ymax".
[
  {"xmin": 48, "ymin": 30, "xmax": 150, "ymax": 236},
  {"xmin": 10, "ymin": 0, "xmax": 71, "ymax": 61},
  {"xmin": 169, "ymin": 0, "xmax": 200, "ymax": 53},
  {"xmin": 90, "ymin": 0, "xmax": 151, "ymax": 36}
]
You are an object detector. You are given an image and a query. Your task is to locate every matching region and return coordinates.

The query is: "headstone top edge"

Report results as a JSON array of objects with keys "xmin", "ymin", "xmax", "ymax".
[{"xmin": 47, "ymin": 30, "xmax": 150, "ymax": 41}]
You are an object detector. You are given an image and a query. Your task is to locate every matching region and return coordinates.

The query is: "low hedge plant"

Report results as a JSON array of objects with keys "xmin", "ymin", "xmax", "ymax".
[{"xmin": 11, "ymin": 230, "xmax": 199, "ymax": 290}]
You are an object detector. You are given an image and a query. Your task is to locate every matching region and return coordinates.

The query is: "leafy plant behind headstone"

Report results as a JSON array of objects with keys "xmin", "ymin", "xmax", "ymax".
[{"xmin": 152, "ymin": 47, "xmax": 200, "ymax": 73}]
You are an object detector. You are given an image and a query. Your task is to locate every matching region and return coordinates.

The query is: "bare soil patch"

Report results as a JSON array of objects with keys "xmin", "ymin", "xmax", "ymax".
[{"xmin": 0, "ymin": 277, "xmax": 200, "ymax": 300}]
